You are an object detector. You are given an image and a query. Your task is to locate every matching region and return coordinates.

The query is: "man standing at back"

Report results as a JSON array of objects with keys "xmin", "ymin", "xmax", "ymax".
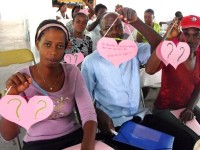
[{"xmin": 136, "ymin": 8, "xmax": 161, "ymax": 43}]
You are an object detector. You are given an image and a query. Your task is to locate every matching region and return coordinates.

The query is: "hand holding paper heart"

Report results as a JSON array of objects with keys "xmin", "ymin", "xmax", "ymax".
[
  {"xmin": 64, "ymin": 52, "xmax": 84, "ymax": 66},
  {"xmin": 97, "ymin": 37, "xmax": 138, "ymax": 66},
  {"xmin": 0, "ymin": 95, "xmax": 54, "ymax": 130},
  {"xmin": 156, "ymin": 41, "xmax": 190, "ymax": 69},
  {"xmin": 117, "ymin": 7, "xmax": 138, "ymax": 23}
]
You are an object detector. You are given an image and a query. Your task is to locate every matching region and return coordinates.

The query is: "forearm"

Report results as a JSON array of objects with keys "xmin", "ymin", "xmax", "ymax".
[
  {"xmin": 130, "ymin": 18, "xmax": 163, "ymax": 51},
  {"xmin": 81, "ymin": 120, "xmax": 97, "ymax": 150},
  {"xmin": 0, "ymin": 117, "xmax": 20, "ymax": 141},
  {"xmin": 85, "ymin": 2, "xmax": 94, "ymax": 19},
  {"xmin": 145, "ymin": 50, "xmax": 162, "ymax": 74},
  {"xmin": 187, "ymin": 87, "xmax": 200, "ymax": 110},
  {"xmin": 87, "ymin": 20, "xmax": 99, "ymax": 31}
]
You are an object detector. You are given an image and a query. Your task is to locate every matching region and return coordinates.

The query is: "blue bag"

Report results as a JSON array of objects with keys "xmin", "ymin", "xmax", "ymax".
[{"xmin": 113, "ymin": 121, "xmax": 174, "ymax": 150}]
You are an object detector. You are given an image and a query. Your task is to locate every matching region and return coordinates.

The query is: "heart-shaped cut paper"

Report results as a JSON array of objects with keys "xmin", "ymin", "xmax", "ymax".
[
  {"xmin": 156, "ymin": 41, "xmax": 169, "ymax": 66},
  {"xmin": 0, "ymin": 95, "xmax": 54, "ymax": 130},
  {"xmin": 97, "ymin": 37, "xmax": 138, "ymax": 66},
  {"xmin": 64, "ymin": 52, "xmax": 84, "ymax": 66},
  {"xmin": 156, "ymin": 41, "xmax": 190, "ymax": 69},
  {"xmin": 79, "ymin": 9, "xmax": 89, "ymax": 15}
]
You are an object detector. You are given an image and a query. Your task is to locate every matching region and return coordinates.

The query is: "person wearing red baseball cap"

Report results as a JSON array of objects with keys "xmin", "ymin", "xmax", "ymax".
[
  {"xmin": 145, "ymin": 15, "xmax": 200, "ymax": 150},
  {"xmin": 180, "ymin": 15, "xmax": 200, "ymax": 51},
  {"xmin": 181, "ymin": 15, "xmax": 200, "ymax": 29}
]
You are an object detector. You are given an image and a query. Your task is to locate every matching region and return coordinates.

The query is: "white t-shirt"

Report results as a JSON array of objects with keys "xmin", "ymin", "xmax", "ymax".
[{"xmin": 86, "ymin": 19, "xmax": 101, "ymax": 51}]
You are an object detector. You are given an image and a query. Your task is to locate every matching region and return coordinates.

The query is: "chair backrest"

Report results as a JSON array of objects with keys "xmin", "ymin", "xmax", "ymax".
[
  {"xmin": 0, "ymin": 49, "xmax": 36, "ymax": 67},
  {"xmin": 0, "ymin": 48, "xmax": 36, "ymax": 150}
]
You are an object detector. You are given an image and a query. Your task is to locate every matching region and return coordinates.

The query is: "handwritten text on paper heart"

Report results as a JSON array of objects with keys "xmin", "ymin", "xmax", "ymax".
[{"xmin": 97, "ymin": 37, "xmax": 138, "ymax": 66}]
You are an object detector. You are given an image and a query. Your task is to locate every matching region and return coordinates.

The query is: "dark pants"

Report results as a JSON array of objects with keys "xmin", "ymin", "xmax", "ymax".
[
  {"xmin": 149, "ymin": 107, "xmax": 200, "ymax": 150},
  {"xmin": 96, "ymin": 116, "xmax": 147, "ymax": 150},
  {"xmin": 98, "ymin": 113, "xmax": 199, "ymax": 150},
  {"xmin": 23, "ymin": 128, "xmax": 83, "ymax": 150}
]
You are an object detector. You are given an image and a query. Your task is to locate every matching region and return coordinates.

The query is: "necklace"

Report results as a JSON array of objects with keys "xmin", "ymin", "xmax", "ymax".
[{"xmin": 36, "ymin": 64, "xmax": 60, "ymax": 91}]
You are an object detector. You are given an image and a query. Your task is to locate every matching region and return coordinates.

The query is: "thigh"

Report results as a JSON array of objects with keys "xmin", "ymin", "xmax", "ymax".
[
  {"xmin": 141, "ymin": 113, "xmax": 197, "ymax": 150},
  {"xmin": 154, "ymin": 109, "xmax": 199, "ymax": 140},
  {"xmin": 23, "ymin": 128, "xmax": 83, "ymax": 150}
]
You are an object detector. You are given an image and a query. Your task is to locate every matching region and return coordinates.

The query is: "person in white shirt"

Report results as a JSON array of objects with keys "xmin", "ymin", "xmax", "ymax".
[
  {"xmin": 86, "ymin": 4, "xmax": 107, "ymax": 51},
  {"xmin": 56, "ymin": 2, "xmax": 69, "ymax": 21}
]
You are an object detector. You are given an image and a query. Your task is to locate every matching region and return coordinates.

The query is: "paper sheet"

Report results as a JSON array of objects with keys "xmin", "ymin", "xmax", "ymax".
[
  {"xmin": 171, "ymin": 108, "xmax": 200, "ymax": 135},
  {"xmin": 63, "ymin": 141, "xmax": 114, "ymax": 150}
]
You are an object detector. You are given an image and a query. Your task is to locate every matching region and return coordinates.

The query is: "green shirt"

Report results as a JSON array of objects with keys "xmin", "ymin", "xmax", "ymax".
[{"xmin": 138, "ymin": 22, "xmax": 161, "ymax": 43}]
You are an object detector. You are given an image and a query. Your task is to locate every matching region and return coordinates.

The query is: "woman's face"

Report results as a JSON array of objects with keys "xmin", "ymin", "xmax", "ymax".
[
  {"xmin": 73, "ymin": 15, "xmax": 88, "ymax": 33},
  {"xmin": 61, "ymin": 4, "xmax": 67, "ymax": 12},
  {"xmin": 36, "ymin": 28, "xmax": 66, "ymax": 66}
]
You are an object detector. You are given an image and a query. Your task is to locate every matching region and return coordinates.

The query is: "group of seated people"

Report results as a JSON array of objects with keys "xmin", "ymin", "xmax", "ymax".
[{"xmin": 0, "ymin": 3, "xmax": 200, "ymax": 150}]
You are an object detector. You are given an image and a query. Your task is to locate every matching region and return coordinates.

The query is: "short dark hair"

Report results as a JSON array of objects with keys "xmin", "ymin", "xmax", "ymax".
[
  {"xmin": 94, "ymin": 4, "xmax": 107, "ymax": 14},
  {"xmin": 35, "ymin": 19, "xmax": 69, "ymax": 48},
  {"xmin": 57, "ymin": 2, "xmax": 67, "ymax": 12},
  {"xmin": 144, "ymin": 9, "xmax": 154, "ymax": 15},
  {"xmin": 71, "ymin": 5, "xmax": 83, "ymax": 18},
  {"xmin": 175, "ymin": 11, "xmax": 183, "ymax": 19}
]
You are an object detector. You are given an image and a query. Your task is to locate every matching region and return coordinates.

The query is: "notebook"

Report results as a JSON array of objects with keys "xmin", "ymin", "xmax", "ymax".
[{"xmin": 113, "ymin": 121, "xmax": 174, "ymax": 150}]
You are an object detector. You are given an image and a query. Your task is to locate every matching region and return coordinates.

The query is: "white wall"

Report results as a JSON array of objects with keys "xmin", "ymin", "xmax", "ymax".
[{"xmin": 0, "ymin": 0, "xmax": 58, "ymax": 62}]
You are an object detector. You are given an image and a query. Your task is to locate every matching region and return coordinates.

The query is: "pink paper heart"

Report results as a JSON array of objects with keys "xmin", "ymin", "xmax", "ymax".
[
  {"xmin": 157, "ymin": 41, "xmax": 190, "ymax": 69},
  {"xmin": 79, "ymin": 9, "xmax": 89, "ymax": 15},
  {"xmin": 156, "ymin": 41, "xmax": 169, "ymax": 66},
  {"xmin": 0, "ymin": 95, "xmax": 54, "ymax": 130},
  {"xmin": 97, "ymin": 37, "xmax": 138, "ymax": 66},
  {"xmin": 64, "ymin": 52, "xmax": 84, "ymax": 66}
]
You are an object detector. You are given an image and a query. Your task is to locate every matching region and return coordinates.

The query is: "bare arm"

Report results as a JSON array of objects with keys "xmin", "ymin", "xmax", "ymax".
[
  {"xmin": 0, "ymin": 72, "xmax": 31, "ymax": 140},
  {"xmin": 96, "ymin": 107, "xmax": 114, "ymax": 135},
  {"xmin": 82, "ymin": 0, "xmax": 95, "ymax": 19},
  {"xmin": 0, "ymin": 119, "xmax": 20, "ymax": 141},
  {"xmin": 87, "ymin": 17, "xmax": 101, "ymax": 31},
  {"xmin": 87, "ymin": 12, "xmax": 106, "ymax": 31},
  {"xmin": 145, "ymin": 49, "xmax": 162, "ymax": 75},
  {"xmin": 187, "ymin": 86, "xmax": 200, "ymax": 110},
  {"xmin": 180, "ymin": 86, "xmax": 200, "ymax": 124},
  {"xmin": 119, "ymin": 7, "xmax": 163, "ymax": 52},
  {"xmin": 81, "ymin": 120, "xmax": 97, "ymax": 150}
]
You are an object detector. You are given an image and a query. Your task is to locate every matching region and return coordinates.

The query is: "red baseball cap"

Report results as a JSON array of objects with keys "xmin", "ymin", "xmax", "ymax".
[{"xmin": 180, "ymin": 15, "xmax": 200, "ymax": 29}]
